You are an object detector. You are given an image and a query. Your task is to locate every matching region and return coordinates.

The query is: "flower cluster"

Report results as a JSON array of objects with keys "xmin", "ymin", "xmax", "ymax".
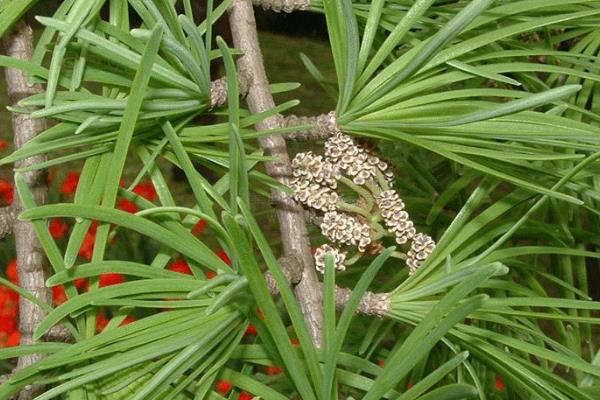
[
  {"xmin": 291, "ymin": 151, "xmax": 340, "ymax": 212},
  {"xmin": 406, "ymin": 233, "xmax": 436, "ymax": 275},
  {"xmin": 325, "ymin": 132, "xmax": 392, "ymax": 185},
  {"xmin": 320, "ymin": 211, "xmax": 371, "ymax": 252},
  {"xmin": 0, "ymin": 260, "xmax": 20, "ymax": 348},
  {"xmin": 290, "ymin": 126, "xmax": 436, "ymax": 275},
  {"xmin": 376, "ymin": 190, "xmax": 416, "ymax": 245},
  {"xmin": 314, "ymin": 244, "xmax": 347, "ymax": 273}
]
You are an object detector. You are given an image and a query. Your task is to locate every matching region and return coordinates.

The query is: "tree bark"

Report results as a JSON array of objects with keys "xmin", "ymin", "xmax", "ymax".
[
  {"xmin": 228, "ymin": 0, "xmax": 324, "ymax": 345},
  {"xmin": 253, "ymin": 0, "xmax": 310, "ymax": 12},
  {"xmin": 2, "ymin": 21, "xmax": 50, "ymax": 400}
]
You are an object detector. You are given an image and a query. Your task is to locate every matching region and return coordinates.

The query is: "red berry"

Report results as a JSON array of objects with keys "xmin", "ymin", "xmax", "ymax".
[
  {"xmin": 244, "ymin": 324, "xmax": 257, "ymax": 336},
  {"xmin": 290, "ymin": 338, "xmax": 300, "ymax": 347},
  {"xmin": 6, "ymin": 260, "xmax": 18, "ymax": 284},
  {"xmin": 133, "ymin": 182, "xmax": 157, "ymax": 201},
  {"xmin": 60, "ymin": 172, "xmax": 79, "ymax": 195},
  {"xmin": 377, "ymin": 359, "xmax": 385, "ymax": 367},
  {"xmin": 265, "ymin": 365, "xmax": 282, "ymax": 376},
  {"xmin": 0, "ymin": 139, "xmax": 9, "ymax": 151},
  {"xmin": 406, "ymin": 380, "xmax": 413, "ymax": 389},
  {"xmin": 99, "ymin": 273, "xmax": 125, "ymax": 287},
  {"xmin": 238, "ymin": 391, "xmax": 253, "ymax": 400},
  {"xmin": 168, "ymin": 260, "xmax": 192, "ymax": 275},
  {"xmin": 216, "ymin": 380, "xmax": 232, "ymax": 395},
  {"xmin": 49, "ymin": 218, "xmax": 69, "ymax": 239},
  {"xmin": 117, "ymin": 199, "xmax": 138, "ymax": 214}
]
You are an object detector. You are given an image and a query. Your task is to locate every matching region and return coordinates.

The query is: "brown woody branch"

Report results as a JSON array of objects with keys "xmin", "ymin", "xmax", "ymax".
[
  {"xmin": 2, "ymin": 21, "xmax": 50, "ymax": 400},
  {"xmin": 267, "ymin": 256, "xmax": 391, "ymax": 317},
  {"xmin": 0, "ymin": 207, "xmax": 15, "ymax": 240},
  {"xmin": 228, "ymin": 0, "xmax": 325, "ymax": 345},
  {"xmin": 252, "ymin": 0, "xmax": 310, "ymax": 13},
  {"xmin": 281, "ymin": 112, "xmax": 337, "ymax": 141},
  {"xmin": 211, "ymin": 77, "xmax": 337, "ymax": 141}
]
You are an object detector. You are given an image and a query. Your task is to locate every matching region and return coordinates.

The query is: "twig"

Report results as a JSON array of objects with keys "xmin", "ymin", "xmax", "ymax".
[
  {"xmin": 210, "ymin": 71, "xmax": 252, "ymax": 108},
  {"xmin": 211, "ymin": 75, "xmax": 337, "ymax": 140},
  {"xmin": 2, "ymin": 21, "xmax": 50, "ymax": 400},
  {"xmin": 267, "ymin": 257, "xmax": 391, "ymax": 317},
  {"xmin": 228, "ymin": 0, "xmax": 325, "ymax": 345},
  {"xmin": 281, "ymin": 111, "xmax": 338, "ymax": 141},
  {"xmin": 252, "ymin": 0, "xmax": 311, "ymax": 13},
  {"xmin": 0, "ymin": 207, "xmax": 15, "ymax": 240}
]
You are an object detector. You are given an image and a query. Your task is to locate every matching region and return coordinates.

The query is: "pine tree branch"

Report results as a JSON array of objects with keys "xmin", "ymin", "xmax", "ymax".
[
  {"xmin": 2, "ymin": 21, "xmax": 50, "ymax": 400},
  {"xmin": 228, "ymin": 0, "xmax": 325, "ymax": 345},
  {"xmin": 210, "ymin": 71, "xmax": 252, "ymax": 108},
  {"xmin": 211, "ymin": 74, "xmax": 337, "ymax": 140},
  {"xmin": 281, "ymin": 112, "xmax": 337, "ymax": 140},
  {"xmin": 0, "ymin": 207, "xmax": 15, "ymax": 240},
  {"xmin": 252, "ymin": 0, "xmax": 311, "ymax": 13},
  {"xmin": 266, "ymin": 258, "xmax": 391, "ymax": 317}
]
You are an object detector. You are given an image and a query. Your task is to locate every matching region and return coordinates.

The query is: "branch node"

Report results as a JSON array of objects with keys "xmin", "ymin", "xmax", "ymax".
[
  {"xmin": 282, "ymin": 111, "xmax": 339, "ymax": 141},
  {"xmin": 252, "ymin": 0, "xmax": 310, "ymax": 13},
  {"xmin": 0, "ymin": 207, "xmax": 15, "ymax": 240}
]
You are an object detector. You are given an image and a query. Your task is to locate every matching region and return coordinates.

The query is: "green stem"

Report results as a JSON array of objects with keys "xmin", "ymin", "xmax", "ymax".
[
  {"xmin": 337, "ymin": 201, "xmax": 371, "ymax": 218},
  {"xmin": 339, "ymin": 176, "xmax": 374, "ymax": 211},
  {"xmin": 345, "ymin": 252, "xmax": 363, "ymax": 266}
]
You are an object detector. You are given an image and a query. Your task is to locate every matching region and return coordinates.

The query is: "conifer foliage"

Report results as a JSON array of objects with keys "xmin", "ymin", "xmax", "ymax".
[{"xmin": 0, "ymin": 0, "xmax": 599, "ymax": 399}]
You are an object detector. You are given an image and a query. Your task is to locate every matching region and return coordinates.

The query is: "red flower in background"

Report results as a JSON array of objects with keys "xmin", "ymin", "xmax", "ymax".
[
  {"xmin": 6, "ymin": 260, "xmax": 18, "ymax": 284},
  {"xmin": 6, "ymin": 331, "xmax": 19, "ymax": 347},
  {"xmin": 133, "ymin": 182, "xmax": 157, "ymax": 201},
  {"xmin": 60, "ymin": 172, "xmax": 79, "ymax": 195},
  {"xmin": 117, "ymin": 199, "xmax": 138, "ymax": 214},
  {"xmin": 244, "ymin": 324, "xmax": 257, "ymax": 336},
  {"xmin": 168, "ymin": 260, "xmax": 192, "ymax": 275},
  {"xmin": 205, "ymin": 270, "xmax": 217, "ymax": 280},
  {"xmin": 0, "ymin": 262, "xmax": 22, "ymax": 348},
  {"xmin": 216, "ymin": 380, "xmax": 232, "ymax": 396},
  {"xmin": 0, "ymin": 317, "xmax": 16, "ymax": 333},
  {"xmin": 495, "ymin": 375, "xmax": 505, "ymax": 391},
  {"xmin": 0, "ymin": 180, "xmax": 13, "ymax": 205},
  {"xmin": 192, "ymin": 219, "xmax": 206, "ymax": 235},
  {"xmin": 0, "ymin": 331, "xmax": 19, "ymax": 347},
  {"xmin": 238, "ymin": 392, "xmax": 253, "ymax": 400},
  {"xmin": 265, "ymin": 365, "xmax": 282, "ymax": 376},
  {"xmin": 0, "ymin": 286, "xmax": 19, "ymax": 319},
  {"xmin": 52, "ymin": 285, "xmax": 67, "ymax": 306},
  {"xmin": 0, "ymin": 140, "xmax": 9, "ymax": 151},
  {"xmin": 78, "ymin": 221, "xmax": 98, "ymax": 261},
  {"xmin": 96, "ymin": 313, "xmax": 109, "ymax": 333},
  {"xmin": 74, "ymin": 278, "xmax": 88, "ymax": 291},
  {"xmin": 120, "ymin": 316, "xmax": 136, "ymax": 326},
  {"xmin": 99, "ymin": 273, "xmax": 125, "ymax": 287},
  {"xmin": 216, "ymin": 249, "xmax": 231, "ymax": 265},
  {"xmin": 49, "ymin": 218, "xmax": 69, "ymax": 239}
]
